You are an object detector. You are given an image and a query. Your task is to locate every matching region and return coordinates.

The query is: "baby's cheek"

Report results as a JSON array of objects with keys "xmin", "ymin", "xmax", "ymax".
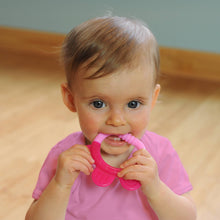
[
  {"xmin": 131, "ymin": 116, "xmax": 149, "ymax": 137},
  {"xmin": 78, "ymin": 114, "xmax": 100, "ymax": 140}
]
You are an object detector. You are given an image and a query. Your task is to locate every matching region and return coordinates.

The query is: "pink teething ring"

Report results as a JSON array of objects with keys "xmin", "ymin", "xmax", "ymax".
[{"xmin": 87, "ymin": 133, "xmax": 145, "ymax": 190}]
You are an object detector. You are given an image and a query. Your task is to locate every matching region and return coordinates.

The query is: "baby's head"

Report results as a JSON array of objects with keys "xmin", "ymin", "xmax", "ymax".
[
  {"xmin": 61, "ymin": 15, "xmax": 161, "ymax": 148},
  {"xmin": 61, "ymin": 15, "xmax": 160, "ymax": 89}
]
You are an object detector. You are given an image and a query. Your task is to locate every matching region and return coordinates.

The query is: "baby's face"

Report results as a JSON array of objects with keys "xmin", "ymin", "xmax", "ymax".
[{"xmin": 69, "ymin": 62, "xmax": 160, "ymax": 157}]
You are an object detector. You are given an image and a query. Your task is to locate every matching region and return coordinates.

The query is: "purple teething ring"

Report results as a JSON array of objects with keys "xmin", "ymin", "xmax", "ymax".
[{"xmin": 87, "ymin": 133, "xmax": 145, "ymax": 190}]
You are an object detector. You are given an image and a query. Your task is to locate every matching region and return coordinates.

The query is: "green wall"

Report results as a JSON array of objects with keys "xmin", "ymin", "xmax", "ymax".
[{"xmin": 1, "ymin": 0, "xmax": 220, "ymax": 53}]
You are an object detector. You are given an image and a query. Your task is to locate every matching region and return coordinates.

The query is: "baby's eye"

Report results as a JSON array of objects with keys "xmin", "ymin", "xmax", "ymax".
[
  {"xmin": 91, "ymin": 100, "xmax": 106, "ymax": 109},
  {"xmin": 127, "ymin": 100, "xmax": 140, "ymax": 109}
]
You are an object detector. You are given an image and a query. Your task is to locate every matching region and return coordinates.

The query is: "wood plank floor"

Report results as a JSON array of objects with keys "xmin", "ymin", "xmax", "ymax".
[{"xmin": 1, "ymin": 56, "xmax": 220, "ymax": 220}]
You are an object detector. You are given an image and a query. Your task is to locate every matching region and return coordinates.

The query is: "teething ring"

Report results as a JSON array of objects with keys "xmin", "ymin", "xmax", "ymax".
[{"xmin": 87, "ymin": 133, "xmax": 145, "ymax": 190}]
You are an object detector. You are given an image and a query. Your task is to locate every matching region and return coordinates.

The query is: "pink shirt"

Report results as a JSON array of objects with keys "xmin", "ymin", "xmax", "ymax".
[{"xmin": 33, "ymin": 131, "xmax": 192, "ymax": 219}]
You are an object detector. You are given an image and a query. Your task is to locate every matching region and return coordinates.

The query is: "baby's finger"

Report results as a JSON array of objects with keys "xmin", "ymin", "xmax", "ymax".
[
  {"xmin": 118, "ymin": 165, "xmax": 146, "ymax": 179},
  {"xmin": 69, "ymin": 160, "xmax": 93, "ymax": 175},
  {"xmin": 70, "ymin": 152, "xmax": 95, "ymax": 173},
  {"xmin": 69, "ymin": 146, "xmax": 95, "ymax": 164},
  {"xmin": 70, "ymin": 144, "xmax": 92, "ymax": 155},
  {"xmin": 71, "ymin": 155, "xmax": 93, "ymax": 169},
  {"xmin": 120, "ymin": 171, "xmax": 143, "ymax": 181},
  {"xmin": 76, "ymin": 149, "xmax": 95, "ymax": 164},
  {"xmin": 120, "ymin": 155, "xmax": 150, "ymax": 168},
  {"xmin": 132, "ymin": 148, "xmax": 151, "ymax": 157}
]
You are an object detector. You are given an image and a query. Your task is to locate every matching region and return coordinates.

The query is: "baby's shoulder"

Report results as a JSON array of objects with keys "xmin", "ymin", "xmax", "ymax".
[
  {"xmin": 141, "ymin": 131, "xmax": 175, "ymax": 162},
  {"xmin": 141, "ymin": 130, "xmax": 171, "ymax": 148},
  {"xmin": 49, "ymin": 131, "xmax": 85, "ymax": 157}
]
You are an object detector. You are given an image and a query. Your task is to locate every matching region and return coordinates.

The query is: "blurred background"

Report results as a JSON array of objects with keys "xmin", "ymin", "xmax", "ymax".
[
  {"xmin": 1, "ymin": 0, "xmax": 220, "ymax": 52},
  {"xmin": 1, "ymin": 1, "xmax": 220, "ymax": 220}
]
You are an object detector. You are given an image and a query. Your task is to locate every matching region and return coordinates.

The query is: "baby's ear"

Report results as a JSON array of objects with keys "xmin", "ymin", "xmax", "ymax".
[
  {"xmin": 61, "ymin": 83, "xmax": 76, "ymax": 112},
  {"xmin": 151, "ymin": 84, "xmax": 160, "ymax": 110}
]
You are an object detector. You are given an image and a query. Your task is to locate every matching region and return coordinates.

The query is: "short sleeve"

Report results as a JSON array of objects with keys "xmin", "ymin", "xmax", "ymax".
[
  {"xmin": 32, "ymin": 147, "xmax": 59, "ymax": 199},
  {"xmin": 157, "ymin": 139, "xmax": 193, "ymax": 195},
  {"xmin": 142, "ymin": 131, "xmax": 192, "ymax": 196}
]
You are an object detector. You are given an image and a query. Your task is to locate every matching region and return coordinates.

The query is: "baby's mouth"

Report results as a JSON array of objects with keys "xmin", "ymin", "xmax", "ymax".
[
  {"xmin": 108, "ymin": 135, "xmax": 123, "ymax": 141},
  {"xmin": 104, "ymin": 135, "xmax": 126, "ymax": 146}
]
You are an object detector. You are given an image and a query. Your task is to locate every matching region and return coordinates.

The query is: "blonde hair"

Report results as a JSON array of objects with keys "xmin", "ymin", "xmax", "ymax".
[{"xmin": 61, "ymin": 16, "xmax": 160, "ymax": 87}]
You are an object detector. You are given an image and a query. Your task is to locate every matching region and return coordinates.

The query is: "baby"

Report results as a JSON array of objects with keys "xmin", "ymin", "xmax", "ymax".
[{"xmin": 25, "ymin": 16, "xmax": 196, "ymax": 219}]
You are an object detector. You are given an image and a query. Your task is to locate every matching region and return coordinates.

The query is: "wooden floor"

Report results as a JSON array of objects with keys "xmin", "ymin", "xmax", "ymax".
[{"xmin": 1, "ymin": 55, "xmax": 220, "ymax": 220}]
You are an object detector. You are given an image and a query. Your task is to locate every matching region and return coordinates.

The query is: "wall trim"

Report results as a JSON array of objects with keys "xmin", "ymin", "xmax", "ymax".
[
  {"xmin": 1, "ymin": 26, "xmax": 220, "ymax": 82},
  {"xmin": 160, "ymin": 47, "xmax": 220, "ymax": 82}
]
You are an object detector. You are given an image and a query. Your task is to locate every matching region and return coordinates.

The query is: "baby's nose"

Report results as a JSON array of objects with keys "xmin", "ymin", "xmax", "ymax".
[{"xmin": 106, "ymin": 110, "xmax": 126, "ymax": 127}]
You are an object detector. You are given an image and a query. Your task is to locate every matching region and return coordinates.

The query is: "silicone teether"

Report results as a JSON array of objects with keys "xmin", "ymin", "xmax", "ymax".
[{"xmin": 87, "ymin": 133, "xmax": 145, "ymax": 190}]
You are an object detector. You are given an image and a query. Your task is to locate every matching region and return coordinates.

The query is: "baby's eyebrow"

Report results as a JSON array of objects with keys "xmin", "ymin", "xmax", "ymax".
[
  {"xmin": 81, "ymin": 94, "xmax": 150, "ymax": 104},
  {"xmin": 80, "ymin": 94, "xmax": 105, "ymax": 100},
  {"xmin": 128, "ymin": 97, "xmax": 149, "ymax": 102}
]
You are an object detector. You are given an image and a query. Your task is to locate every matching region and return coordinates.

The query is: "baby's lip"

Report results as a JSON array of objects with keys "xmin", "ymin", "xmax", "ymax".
[
  {"xmin": 107, "ymin": 135, "xmax": 123, "ymax": 141},
  {"xmin": 107, "ymin": 133, "xmax": 129, "ymax": 136},
  {"xmin": 103, "ymin": 134, "xmax": 128, "ymax": 147}
]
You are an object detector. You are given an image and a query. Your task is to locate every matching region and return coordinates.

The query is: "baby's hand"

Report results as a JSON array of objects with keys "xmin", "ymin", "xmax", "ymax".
[
  {"xmin": 118, "ymin": 149, "xmax": 161, "ymax": 198},
  {"xmin": 54, "ymin": 145, "xmax": 94, "ymax": 188}
]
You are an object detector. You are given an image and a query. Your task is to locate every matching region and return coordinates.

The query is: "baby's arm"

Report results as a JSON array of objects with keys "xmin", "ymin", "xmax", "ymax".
[
  {"xmin": 118, "ymin": 149, "xmax": 197, "ymax": 220},
  {"xmin": 25, "ymin": 144, "xmax": 94, "ymax": 220}
]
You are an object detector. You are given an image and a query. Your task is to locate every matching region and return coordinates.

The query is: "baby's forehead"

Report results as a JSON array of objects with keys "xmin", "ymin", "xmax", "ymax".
[{"xmin": 73, "ymin": 61, "xmax": 155, "ymax": 90}]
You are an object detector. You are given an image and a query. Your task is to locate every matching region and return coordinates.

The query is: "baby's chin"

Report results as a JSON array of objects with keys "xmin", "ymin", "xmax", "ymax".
[{"xmin": 101, "ymin": 141, "xmax": 133, "ymax": 155}]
